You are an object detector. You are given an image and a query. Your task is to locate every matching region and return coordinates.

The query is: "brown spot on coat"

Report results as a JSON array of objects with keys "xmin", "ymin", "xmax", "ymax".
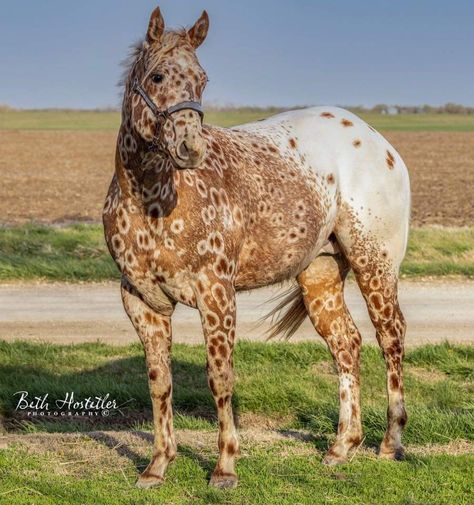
[
  {"xmin": 389, "ymin": 341, "xmax": 402, "ymax": 356},
  {"xmin": 399, "ymin": 410, "xmax": 408, "ymax": 427},
  {"xmin": 321, "ymin": 112, "xmax": 335, "ymax": 119},
  {"xmin": 289, "ymin": 138, "xmax": 297, "ymax": 148},
  {"xmin": 226, "ymin": 441, "xmax": 237, "ymax": 456},
  {"xmin": 218, "ymin": 344, "xmax": 228, "ymax": 358},
  {"xmin": 351, "ymin": 403, "xmax": 358, "ymax": 418},
  {"xmin": 339, "ymin": 350, "xmax": 353, "ymax": 368},
  {"xmin": 389, "ymin": 373, "xmax": 400, "ymax": 390},
  {"xmin": 206, "ymin": 313, "xmax": 218, "ymax": 327},
  {"xmin": 386, "ymin": 150, "xmax": 395, "ymax": 169},
  {"xmin": 353, "ymin": 139, "xmax": 361, "ymax": 148},
  {"xmin": 327, "ymin": 174, "xmax": 335, "ymax": 184},
  {"xmin": 341, "ymin": 119, "xmax": 353, "ymax": 127},
  {"xmin": 148, "ymin": 369, "xmax": 158, "ymax": 381},
  {"xmin": 347, "ymin": 434, "xmax": 362, "ymax": 446}
]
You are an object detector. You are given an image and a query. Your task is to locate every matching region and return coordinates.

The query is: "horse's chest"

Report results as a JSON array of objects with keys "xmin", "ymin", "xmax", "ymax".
[{"xmin": 104, "ymin": 196, "xmax": 197, "ymax": 306}]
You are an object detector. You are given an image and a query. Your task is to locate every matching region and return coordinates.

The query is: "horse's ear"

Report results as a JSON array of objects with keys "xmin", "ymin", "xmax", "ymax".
[
  {"xmin": 187, "ymin": 10, "xmax": 209, "ymax": 48},
  {"xmin": 146, "ymin": 6, "xmax": 165, "ymax": 44}
]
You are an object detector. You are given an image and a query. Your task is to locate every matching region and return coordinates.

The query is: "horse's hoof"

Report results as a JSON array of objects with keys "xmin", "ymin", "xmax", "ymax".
[
  {"xmin": 379, "ymin": 445, "xmax": 405, "ymax": 461},
  {"xmin": 322, "ymin": 453, "xmax": 348, "ymax": 466},
  {"xmin": 209, "ymin": 474, "xmax": 238, "ymax": 489},
  {"xmin": 136, "ymin": 473, "xmax": 165, "ymax": 489}
]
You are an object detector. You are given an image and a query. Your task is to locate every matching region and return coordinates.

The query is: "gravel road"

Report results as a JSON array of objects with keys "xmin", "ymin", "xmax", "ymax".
[{"xmin": 1, "ymin": 280, "xmax": 472, "ymax": 346}]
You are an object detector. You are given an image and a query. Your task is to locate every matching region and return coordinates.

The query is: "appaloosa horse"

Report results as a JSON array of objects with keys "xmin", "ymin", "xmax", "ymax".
[{"xmin": 103, "ymin": 6, "xmax": 410, "ymax": 489}]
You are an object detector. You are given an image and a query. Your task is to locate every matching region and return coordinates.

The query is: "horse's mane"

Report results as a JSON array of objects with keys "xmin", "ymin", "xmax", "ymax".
[{"xmin": 118, "ymin": 40, "xmax": 143, "ymax": 89}]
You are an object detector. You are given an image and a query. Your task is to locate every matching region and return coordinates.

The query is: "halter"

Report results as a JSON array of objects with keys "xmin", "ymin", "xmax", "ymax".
[{"xmin": 132, "ymin": 78, "xmax": 204, "ymax": 123}]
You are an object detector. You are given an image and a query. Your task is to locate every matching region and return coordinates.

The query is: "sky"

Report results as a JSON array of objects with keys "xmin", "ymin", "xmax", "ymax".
[{"xmin": 0, "ymin": 0, "xmax": 473, "ymax": 109}]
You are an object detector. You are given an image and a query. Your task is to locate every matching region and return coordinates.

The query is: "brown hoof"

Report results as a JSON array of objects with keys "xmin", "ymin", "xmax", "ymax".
[
  {"xmin": 136, "ymin": 473, "xmax": 165, "ymax": 489},
  {"xmin": 209, "ymin": 473, "xmax": 238, "ymax": 489}
]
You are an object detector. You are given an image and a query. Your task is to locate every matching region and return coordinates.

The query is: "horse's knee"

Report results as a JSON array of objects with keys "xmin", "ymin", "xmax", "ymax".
[
  {"xmin": 149, "ymin": 376, "xmax": 172, "ymax": 400},
  {"xmin": 208, "ymin": 362, "xmax": 235, "ymax": 398}
]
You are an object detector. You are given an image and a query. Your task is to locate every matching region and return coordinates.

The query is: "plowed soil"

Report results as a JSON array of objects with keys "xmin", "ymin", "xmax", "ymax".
[{"xmin": 1, "ymin": 130, "xmax": 473, "ymax": 226}]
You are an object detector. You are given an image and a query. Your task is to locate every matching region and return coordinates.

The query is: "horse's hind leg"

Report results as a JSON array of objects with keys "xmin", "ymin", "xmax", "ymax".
[
  {"xmin": 351, "ymin": 258, "xmax": 407, "ymax": 459},
  {"xmin": 335, "ymin": 221, "xmax": 408, "ymax": 460},
  {"xmin": 298, "ymin": 253, "xmax": 363, "ymax": 465}
]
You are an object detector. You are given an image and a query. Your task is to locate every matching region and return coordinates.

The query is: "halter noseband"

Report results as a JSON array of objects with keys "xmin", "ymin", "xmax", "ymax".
[{"xmin": 132, "ymin": 78, "xmax": 204, "ymax": 123}]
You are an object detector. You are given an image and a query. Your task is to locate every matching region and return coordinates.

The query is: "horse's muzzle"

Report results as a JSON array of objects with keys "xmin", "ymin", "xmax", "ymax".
[{"xmin": 173, "ymin": 137, "xmax": 207, "ymax": 169}]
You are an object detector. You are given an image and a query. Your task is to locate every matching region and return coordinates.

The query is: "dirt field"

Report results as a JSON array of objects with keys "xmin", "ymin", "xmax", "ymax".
[{"xmin": 1, "ymin": 130, "xmax": 473, "ymax": 226}]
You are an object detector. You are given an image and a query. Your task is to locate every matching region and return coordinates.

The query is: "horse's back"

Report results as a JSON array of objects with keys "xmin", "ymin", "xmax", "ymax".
[{"xmin": 238, "ymin": 106, "xmax": 411, "ymax": 268}]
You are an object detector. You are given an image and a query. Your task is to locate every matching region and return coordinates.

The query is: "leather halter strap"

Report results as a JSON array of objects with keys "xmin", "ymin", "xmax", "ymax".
[{"xmin": 132, "ymin": 78, "xmax": 204, "ymax": 122}]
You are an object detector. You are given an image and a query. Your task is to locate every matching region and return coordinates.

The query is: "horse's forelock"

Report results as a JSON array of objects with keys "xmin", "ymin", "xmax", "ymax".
[{"xmin": 119, "ymin": 29, "xmax": 193, "ymax": 90}]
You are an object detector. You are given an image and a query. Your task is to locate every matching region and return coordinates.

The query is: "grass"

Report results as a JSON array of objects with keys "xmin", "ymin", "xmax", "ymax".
[
  {"xmin": 2, "ymin": 109, "xmax": 474, "ymax": 131},
  {"xmin": 0, "ymin": 340, "xmax": 472, "ymax": 504},
  {"xmin": 405, "ymin": 226, "xmax": 474, "ymax": 277},
  {"xmin": 0, "ymin": 340, "xmax": 472, "ymax": 443},
  {"xmin": 0, "ymin": 224, "xmax": 119, "ymax": 282},
  {"xmin": 0, "ymin": 445, "xmax": 472, "ymax": 504},
  {"xmin": 0, "ymin": 224, "xmax": 473, "ymax": 282}
]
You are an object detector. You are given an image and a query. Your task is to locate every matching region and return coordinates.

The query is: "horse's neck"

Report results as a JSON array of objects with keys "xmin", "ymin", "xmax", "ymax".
[{"xmin": 115, "ymin": 122, "xmax": 177, "ymax": 215}]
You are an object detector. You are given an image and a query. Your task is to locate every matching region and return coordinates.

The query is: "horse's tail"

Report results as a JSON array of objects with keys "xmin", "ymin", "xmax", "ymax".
[{"xmin": 261, "ymin": 285, "xmax": 307, "ymax": 340}]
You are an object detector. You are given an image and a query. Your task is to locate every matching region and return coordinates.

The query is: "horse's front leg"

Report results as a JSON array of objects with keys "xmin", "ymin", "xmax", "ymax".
[
  {"xmin": 195, "ymin": 276, "xmax": 239, "ymax": 489},
  {"xmin": 120, "ymin": 279, "xmax": 176, "ymax": 488}
]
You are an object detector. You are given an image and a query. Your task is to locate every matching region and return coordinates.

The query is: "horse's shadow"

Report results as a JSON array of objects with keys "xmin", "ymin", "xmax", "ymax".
[
  {"xmin": 0, "ymin": 353, "xmax": 236, "ymax": 477},
  {"xmin": 0, "ymin": 351, "xmax": 340, "ymax": 477},
  {"xmin": 86, "ymin": 430, "xmax": 216, "ymax": 480}
]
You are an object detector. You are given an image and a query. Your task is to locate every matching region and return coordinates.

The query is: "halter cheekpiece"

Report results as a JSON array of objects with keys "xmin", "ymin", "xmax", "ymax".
[{"xmin": 132, "ymin": 78, "xmax": 204, "ymax": 123}]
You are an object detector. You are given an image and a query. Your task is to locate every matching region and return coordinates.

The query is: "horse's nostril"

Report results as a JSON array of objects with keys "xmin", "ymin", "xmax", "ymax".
[{"xmin": 178, "ymin": 141, "xmax": 190, "ymax": 160}]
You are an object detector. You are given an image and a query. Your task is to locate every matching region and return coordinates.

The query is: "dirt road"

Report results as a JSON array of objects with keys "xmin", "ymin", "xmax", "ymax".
[{"xmin": 0, "ymin": 280, "xmax": 472, "ymax": 346}]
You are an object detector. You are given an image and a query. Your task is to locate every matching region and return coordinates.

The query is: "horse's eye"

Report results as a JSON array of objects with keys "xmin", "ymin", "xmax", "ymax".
[{"xmin": 151, "ymin": 73, "xmax": 164, "ymax": 84}]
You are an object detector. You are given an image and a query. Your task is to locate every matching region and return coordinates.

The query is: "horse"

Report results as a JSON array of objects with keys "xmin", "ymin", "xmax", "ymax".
[{"xmin": 103, "ymin": 6, "xmax": 410, "ymax": 489}]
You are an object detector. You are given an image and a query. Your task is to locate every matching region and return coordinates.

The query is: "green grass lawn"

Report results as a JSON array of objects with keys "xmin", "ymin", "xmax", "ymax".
[
  {"xmin": 1, "ymin": 340, "xmax": 473, "ymax": 441},
  {"xmin": 0, "ymin": 224, "xmax": 473, "ymax": 282},
  {"xmin": 1, "ymin": 109, "xmax": 474, "ymax": 131},
  {"xmin": 0, "ymin": 340, "xmax": 472, "ymax": 504},
  {"xmin": 0, "ymin": 444, "xmax": 472, "ymax": 505},
  {"xmin": 0, "ymin": 225, "xmax": 118, "ymax": 282}
]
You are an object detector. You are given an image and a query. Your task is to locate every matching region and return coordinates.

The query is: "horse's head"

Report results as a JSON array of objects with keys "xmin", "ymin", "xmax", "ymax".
[{"xmin": 124, "ymin": 6, "xmax": 209, "ymax": 169}]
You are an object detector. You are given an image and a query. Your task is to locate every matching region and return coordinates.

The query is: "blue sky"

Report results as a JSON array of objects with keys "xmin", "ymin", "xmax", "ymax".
[{"xmin": 1, "ymin": 0, "xmax": 473, "ymax": 109}]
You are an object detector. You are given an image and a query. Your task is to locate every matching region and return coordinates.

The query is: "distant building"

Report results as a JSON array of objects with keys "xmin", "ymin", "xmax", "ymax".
[{"xmin": 381, "ymin": 106, "xmax": 399, "ymax": 115}]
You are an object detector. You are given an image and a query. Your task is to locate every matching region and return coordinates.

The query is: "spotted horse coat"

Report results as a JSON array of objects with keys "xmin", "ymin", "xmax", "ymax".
[{"xmin": 103, "ymin": 6, "xmax": 411, "ymax": 489}]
